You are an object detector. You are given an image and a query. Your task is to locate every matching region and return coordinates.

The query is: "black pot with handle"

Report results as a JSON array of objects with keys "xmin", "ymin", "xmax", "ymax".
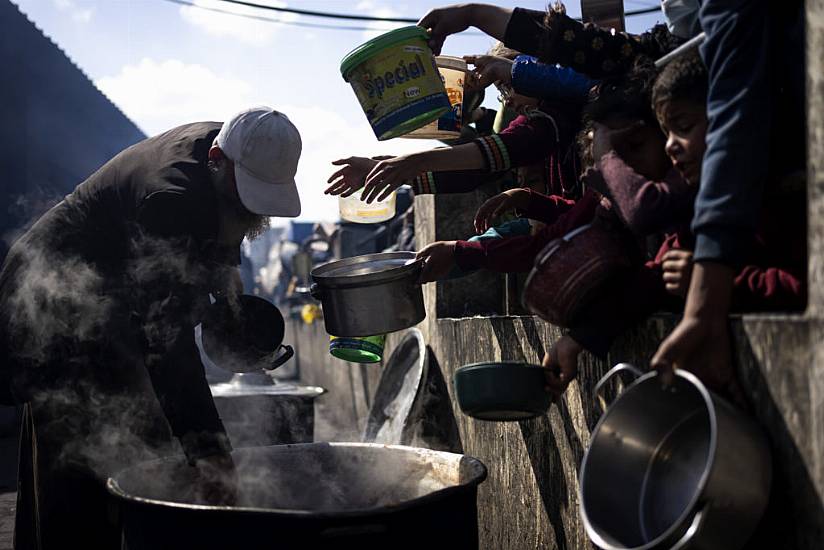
[{"xmin": 200, "ymin": 294, "xmax": 294, "ymax": 373}]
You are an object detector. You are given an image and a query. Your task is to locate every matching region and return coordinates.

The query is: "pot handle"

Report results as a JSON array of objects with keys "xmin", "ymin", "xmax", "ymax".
[
  {"xmin": 594, "ymin": 363, "xmax": 644, "ymax": 414},
  {"xmin": 264, "ymin": 345, "xmax": 294, "ymax": 371},
  {"xmin": 670, "ymin": 505, "xmax": 707, "ymax": 550},
  {"xmin": 309, "ymin": 283, "xmax": 322, "ymax": 300}
]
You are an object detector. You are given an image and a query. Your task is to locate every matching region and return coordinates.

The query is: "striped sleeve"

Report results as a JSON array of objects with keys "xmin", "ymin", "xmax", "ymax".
[{"xmin": 473, "ymin": 134, "xmax": 512, "ymax": 173}]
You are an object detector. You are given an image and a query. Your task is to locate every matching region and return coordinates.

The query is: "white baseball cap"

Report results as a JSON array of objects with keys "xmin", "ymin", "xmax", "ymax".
[{"xmin": 215, "ymin": 106, "xmax": 302, "ymax": 217}]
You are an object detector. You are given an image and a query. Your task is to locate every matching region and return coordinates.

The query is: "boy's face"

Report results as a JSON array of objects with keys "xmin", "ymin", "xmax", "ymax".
[{"xmin": 657, "ymin": 99, "xmax": 708, "ymax": 186}]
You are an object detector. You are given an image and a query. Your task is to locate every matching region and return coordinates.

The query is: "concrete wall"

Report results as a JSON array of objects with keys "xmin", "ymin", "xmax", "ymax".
[{"xmin": 296, "ymin": 2, "xmax": 824, "ymax": 547}]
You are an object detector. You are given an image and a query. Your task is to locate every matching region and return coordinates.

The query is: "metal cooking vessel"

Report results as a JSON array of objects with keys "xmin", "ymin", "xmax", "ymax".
[
  {"xmin": 107, "ymin": 443, "xmax": 487, "ymax": 549},
  {"xmin": 522, "ymin": 223, "xmax": 631, "ymax": 327},
  {"xmin": 310, "ymin": 251, "xmax": 425, "ymax": 337},
  {"xmin": 210, "ymin": 372, "xmax": 325, "ymax": 447},
  {"xmin": 580, "ymin": 364, "xmax": 772, "ymax": 550}
]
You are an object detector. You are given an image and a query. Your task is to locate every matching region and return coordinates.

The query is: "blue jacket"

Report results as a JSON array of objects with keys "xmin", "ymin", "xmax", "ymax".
[
  {"xmin": 693, "ymin": 0, "xmax": 805, "ymax": 265},
  {"xmin": 510, "ymin": 55, "xmax": 597, "ymax": 104}
]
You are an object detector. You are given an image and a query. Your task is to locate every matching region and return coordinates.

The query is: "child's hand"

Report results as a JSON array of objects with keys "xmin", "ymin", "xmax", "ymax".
[
  {"xmin": 416, "ymin": 241, "xmax": 457, "ymax": 283},
  {"xmin": 473, "ymin": 188, "xmax": 530, "ymax": 234},
  {"xmin": 662, "ymin": 249, "xmax": 694, "ymax": 297},
  {"xmin": 592, "ymin": 120, "xmax": 645, "ymax": 163},
  {"xmin": 362, "ymin": 154, "xmax": 426, "ymax": 203},
  {"xmin": 326, "ymin": 156, "xmax": 382, "ymax": 197},
  {"xmin": 464, "ymin": 55, "xmax": 514, "ymax": 89},
  {"xmin": 542, "ymin": 335, "xmax": 583, "ymax": 396}
]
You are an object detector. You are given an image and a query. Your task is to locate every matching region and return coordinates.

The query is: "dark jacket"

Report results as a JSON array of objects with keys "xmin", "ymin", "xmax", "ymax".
[{"xmin": 0, "ymin": 121, "xmax": 234, "ymax": 461}]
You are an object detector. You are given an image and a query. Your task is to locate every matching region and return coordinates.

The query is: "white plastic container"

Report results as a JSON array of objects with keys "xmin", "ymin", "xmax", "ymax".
[
  {"xmin": 339, "ymin": 191, "xmax": 397, "ymax": 224},
  {"xmin": 402, "ymin": 56, "xmax": 466, "ymax": 140}
]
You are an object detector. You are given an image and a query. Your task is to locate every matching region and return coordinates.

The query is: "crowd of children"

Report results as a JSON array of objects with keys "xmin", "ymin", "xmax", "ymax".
[{"xmin": 325, "ymin": 2, "xmax": 806, "ymax": 401}]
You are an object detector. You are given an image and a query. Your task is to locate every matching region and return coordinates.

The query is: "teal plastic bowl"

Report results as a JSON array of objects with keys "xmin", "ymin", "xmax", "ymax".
[{"xmin": 453, "ymin": 362, "xmax": 552, "ymax": 421}]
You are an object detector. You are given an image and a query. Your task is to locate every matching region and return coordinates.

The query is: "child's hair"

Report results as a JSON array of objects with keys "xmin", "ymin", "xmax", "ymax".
[
  {"xmin": 582, "ymin": 57, "xmax": 658, "ymax": 127},
  {"xmin": 652, "ymin": 50, "xmax": 708, "ymax": 112}
]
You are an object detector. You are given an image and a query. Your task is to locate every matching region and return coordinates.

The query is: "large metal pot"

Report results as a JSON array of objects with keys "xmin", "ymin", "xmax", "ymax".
[
  {"xmin": 107, "ymin": 443, "xmax": 487, "ymax": 549},
  {"xmin": 310, "ymin": 251, "xmax": 425, "ymax": 337},
  {"xmin": 580, "ymin": 364, "xmax": 772, "ymax": 550},
  {"xmin": 210, "ymin": 371, "xmax": 325, "ymax": 447}
]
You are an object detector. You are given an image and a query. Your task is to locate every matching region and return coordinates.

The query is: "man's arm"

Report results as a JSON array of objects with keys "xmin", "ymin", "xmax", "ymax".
[{"xmin": 134, "ymin": 190, "xmax": 232, "ymax": 462}]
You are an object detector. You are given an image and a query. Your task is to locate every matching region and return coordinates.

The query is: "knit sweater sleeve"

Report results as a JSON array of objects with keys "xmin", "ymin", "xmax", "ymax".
[
  {"xmin": 504, "ymin": 7, "xmax": 675, "ymax": 78},
  {"xmin": 588, "ymin": 152, "xmax": 695, "ymax": 236},
  {"xmin": 453, "ymin": 190, "xmax": 598, "ymax": 272},
  {"xmin": 408, "ymin": 115, "xmax": 558, "ymax": 194},
  {"xmin": 516, "ymin": 189, "xmax": 577, "ymax": 225}
]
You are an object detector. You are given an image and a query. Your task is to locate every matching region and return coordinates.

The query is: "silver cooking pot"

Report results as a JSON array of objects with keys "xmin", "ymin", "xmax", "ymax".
[
  {"xmin": 580, "ymin": 364, "xmax": 772, "ymax": 550},
  {"xmin": 310, "ymin": 252, "xmax": 425, "ymax": 337}
]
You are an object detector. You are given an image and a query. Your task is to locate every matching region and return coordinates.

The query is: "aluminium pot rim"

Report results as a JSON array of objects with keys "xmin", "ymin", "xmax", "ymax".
[
  {"xmin": 311, "ymin": 252, "xmax": 422, "ymax": 288},
  {"xmin": 579, "ymin": 369, "xmax": 718, "ymax": 550},
  {"xmin": 107, "ymin": 442, "xmax": 488, "ymax": 518}
]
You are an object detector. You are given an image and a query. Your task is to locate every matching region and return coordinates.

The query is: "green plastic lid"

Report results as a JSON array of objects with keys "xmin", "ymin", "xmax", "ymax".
[{"xmin": 340, "ymin": 26, "xmax": 430, "ymax": 79}]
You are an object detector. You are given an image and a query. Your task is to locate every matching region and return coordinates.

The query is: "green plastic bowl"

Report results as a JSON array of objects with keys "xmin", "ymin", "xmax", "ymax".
[{"xmin": 453, "ymin": 362, "xmax": 552, "ymax": 421}]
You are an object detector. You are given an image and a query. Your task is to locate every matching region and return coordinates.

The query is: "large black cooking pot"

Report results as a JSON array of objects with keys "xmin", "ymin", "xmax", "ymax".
[
  {"xmin": 107, "ymin": 443, "xmax": 487, "ymax": 550},
  {"xmin": 201, "ymin": 294, "xmax": 293, "ymax": 372}
]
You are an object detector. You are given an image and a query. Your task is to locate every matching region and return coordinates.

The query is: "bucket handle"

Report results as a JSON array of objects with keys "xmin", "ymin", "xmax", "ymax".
[
  {"xmin": 594, "ymin": 363, "xmax": 644, "ymax": 414},
  {"xmin": 670, "ymin": 505, "xmax": 707, "ymax": 550}
]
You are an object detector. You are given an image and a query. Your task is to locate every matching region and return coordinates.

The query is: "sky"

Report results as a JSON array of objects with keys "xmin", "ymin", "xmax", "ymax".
[{"xmin": 11, "ymin": 0, "xmax": 663, "ymax": 224}]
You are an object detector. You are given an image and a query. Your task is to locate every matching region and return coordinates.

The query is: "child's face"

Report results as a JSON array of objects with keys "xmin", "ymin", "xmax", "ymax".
[
  {"xmin": 657, "ymin": 99, "xmax": 708, "ymax": 186},
  {"xmin": 598, "ymin": 116, "xmax": 671, "ymax": 181}
]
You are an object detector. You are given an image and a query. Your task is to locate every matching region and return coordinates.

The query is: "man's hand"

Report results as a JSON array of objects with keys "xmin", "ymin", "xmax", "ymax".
[
  {"xmin": 651, "ymin": 262, "xmax": 735, "ymax": 391},
  {"xmin": 325, "ymin": 156, "xmax": 382, "ymax": 197},
  {"xmin": 193, "ymin": 453, "xmax": 238, "ymax": 506},
  {"xmin": 417, "ymin": 241, "xmax": 457, "ymax": 282},
  {"xmin": 661, "ymin": 249, "xmax": 694, "ymax": 297},
  {"xmin": 362, "ymin": 154, "xmax": 426, "ymax": 203},
  {"xmin": 473, "ymin": 188, "xmax": 529, "ymax": 234},
  {"xmin": 464, "ymin": 54, "xmax": 514, "ymax": 89},
  {"xmin": 542, "ymin": 335, "xmax": 583, "ymax": 396}
]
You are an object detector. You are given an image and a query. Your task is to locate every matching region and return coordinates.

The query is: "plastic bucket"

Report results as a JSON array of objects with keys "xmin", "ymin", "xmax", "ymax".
[
  {"xmin": 402, "ymin": 56, "xmax": 466, "ymax": 139},
  {"xmin": 340, "ymin": 26, "xmax": 451, "ymax": 141},
  {"xmin": 329, "ymin": 334, "xmax": 386, "ymax": 363},
  {"xmin": 339, "ymin": 190, "xmax": 397, "ymax": 224}
]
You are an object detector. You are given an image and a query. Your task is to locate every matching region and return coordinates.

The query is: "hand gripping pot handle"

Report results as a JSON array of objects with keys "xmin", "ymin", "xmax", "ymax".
[
  {"xmin": 593, "ymin": 363, "xmax": 644, "ymax": 414},
  {"xmin": 670, "ymin": 504, "xmax": 707, "ymax": 550}
]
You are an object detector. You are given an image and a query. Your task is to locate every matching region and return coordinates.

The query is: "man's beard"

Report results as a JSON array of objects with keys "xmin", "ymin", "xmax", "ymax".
[
  {"xmin": 209, "ymin": 159, "xmax": 271, "ymax": 240},
  {"xmin": 243, "ymin": 213, "xmax": 270, "ymax": 240}
]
